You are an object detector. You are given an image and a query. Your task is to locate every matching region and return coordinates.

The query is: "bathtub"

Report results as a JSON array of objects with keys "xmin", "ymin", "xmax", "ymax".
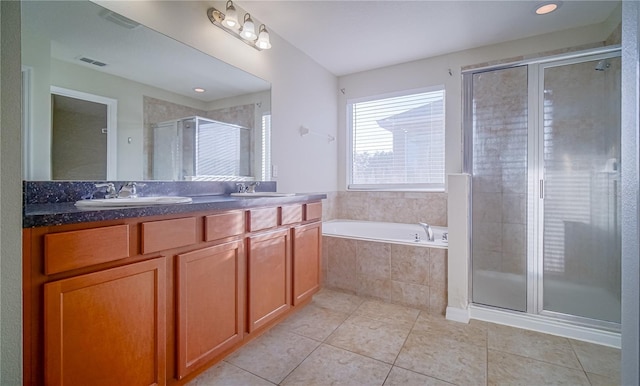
[{"xmin": 322, "ymin": 219, "xmax": 448, "ymax": 249}]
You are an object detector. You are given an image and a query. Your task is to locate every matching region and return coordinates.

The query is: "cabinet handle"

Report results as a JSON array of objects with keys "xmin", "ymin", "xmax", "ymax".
[{"xmin": 540, "ymin": 179, "xmax": 544, "ymax": 199}]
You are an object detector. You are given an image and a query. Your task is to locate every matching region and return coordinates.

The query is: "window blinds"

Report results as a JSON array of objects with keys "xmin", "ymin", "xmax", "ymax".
[{"xmin": 349, "ymin": 88, "xmax": 445, "ymax": 190}]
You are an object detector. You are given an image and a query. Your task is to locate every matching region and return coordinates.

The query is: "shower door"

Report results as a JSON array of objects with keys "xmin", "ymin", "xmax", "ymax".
[
  {"xmin": 538, "ymin": 55, "xmax": 621, "ymax": 324},
  {"xmin": 469, "ymin": 50, "xmax": 621, "ymax": 326},
  {"xmin": 470, "ymin": 65, "xmax": 529, "ymax": 312}
]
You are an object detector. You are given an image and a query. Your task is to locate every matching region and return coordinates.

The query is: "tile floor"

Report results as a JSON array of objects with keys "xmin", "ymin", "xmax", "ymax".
[{"xmin": 187, "ymin": 289, "xmax": 621, "ymax": 386}]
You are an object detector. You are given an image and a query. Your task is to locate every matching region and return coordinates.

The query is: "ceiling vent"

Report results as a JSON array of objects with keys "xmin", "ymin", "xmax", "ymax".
[
  {"xmin": 98, "ymin": 9, "xmax": 140, "ymax": 29},
  {"xmin": 79, "ymin": 57, "xmax": 107, "ymax": 67}
]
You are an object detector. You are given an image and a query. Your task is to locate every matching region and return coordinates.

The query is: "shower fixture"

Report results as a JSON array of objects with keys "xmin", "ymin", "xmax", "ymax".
[{"xmin": 595, "ymin": 59, "xmax": 611, "ymax": 71}]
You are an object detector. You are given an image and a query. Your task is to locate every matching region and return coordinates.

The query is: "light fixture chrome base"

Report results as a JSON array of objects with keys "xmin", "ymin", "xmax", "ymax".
[{"xmin": 207, "ymin": 7, "xmax": 263, "ymax": 51}]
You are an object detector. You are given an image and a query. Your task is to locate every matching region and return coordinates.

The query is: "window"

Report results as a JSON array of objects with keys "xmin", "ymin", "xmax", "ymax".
[
  {"xmin": 347, "ymin": 87, "xmax": 445, "ymax": 190},
  {"xmin": 261, "ymin": 113, "xmax": 272, "ymax": 180}
]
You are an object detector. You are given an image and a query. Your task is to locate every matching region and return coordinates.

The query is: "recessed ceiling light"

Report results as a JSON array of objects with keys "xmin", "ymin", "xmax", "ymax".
[
  {"xmin": 535, "ymin": 1, "xmax": 561, "ymax": 15},
  {"xmin": 193, "ymin": 87, "xmax": 206, "ymax": 93}
]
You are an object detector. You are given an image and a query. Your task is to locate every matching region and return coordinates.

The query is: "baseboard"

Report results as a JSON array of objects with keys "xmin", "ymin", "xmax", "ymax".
[
  {"xmin": 469, "ymin": 304, "xmax": 621, "ymax": 348},
  {"xmin": 446, "ymin": 306, "xmax": 470, "ymax": 323}
]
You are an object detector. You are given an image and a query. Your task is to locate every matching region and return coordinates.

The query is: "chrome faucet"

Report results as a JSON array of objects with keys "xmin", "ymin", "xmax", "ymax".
[
  {"xmin": 418, "ymin": 222, "xmax": 434, "ymax": 242},
  {"xmin": 236, "ymin": 183, "xmax": 247, "ymax": 193},
  {"xmin": 118, "ymin": 182, "xmax": 140, "ymax": 198},
  {"xmin": 247, "ymin": 181, "xmax": 260, "ymax": 193},
  {"xmin": 95, "ymin": 183, "xmax": 117, "ymax": 199}
]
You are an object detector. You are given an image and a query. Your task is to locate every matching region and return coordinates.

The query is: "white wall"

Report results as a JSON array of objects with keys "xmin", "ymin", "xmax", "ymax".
[
  {"xmin": 337, "ymin": 22, "xmax": 616, "ymax": 189},
  {"xmin": 21, "ymin": 30, "xmax": 51, "ymax": 180},
  {"xmin": 0, "ymin": 1, "xmax": 24, "ymax": 384},
  {"xmin": 94, "ymin": 0, "xmax": 338, "ymax": 194}
]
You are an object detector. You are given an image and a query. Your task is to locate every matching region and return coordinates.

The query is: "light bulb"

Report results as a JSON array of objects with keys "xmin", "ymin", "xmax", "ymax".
[
  {"xmin": 256, "ymin": 25, "xmax": 271, "ymax": 49},
  {"xmin": 222, "ymin": 1, "xmax": 238, "ymax": 29},
  {"xmin": 241, "ymin": 13, "xmax": 257, "ymax": 40}
]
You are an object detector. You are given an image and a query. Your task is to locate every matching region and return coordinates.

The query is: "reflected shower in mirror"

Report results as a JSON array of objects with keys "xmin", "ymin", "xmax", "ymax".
[{"xmin": 21, "ymin": 0, "xmax": 271, "ymax": 181}]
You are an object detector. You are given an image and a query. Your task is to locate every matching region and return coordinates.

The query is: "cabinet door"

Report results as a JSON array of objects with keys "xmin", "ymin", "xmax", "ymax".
[
  {"xmin": 44, "ymin": 258, "xmax": 166, "ymax": 386},
  {"xmin": 247, "ymin": 228, "xmax": 291, "ymax": 333},
  {"xmin": 292, "ymin": 222, "xmax": 322, "ymax": 305},
  {"xmin": 176, "ymin": 241, "xmax": 245, "ymax": 379}
]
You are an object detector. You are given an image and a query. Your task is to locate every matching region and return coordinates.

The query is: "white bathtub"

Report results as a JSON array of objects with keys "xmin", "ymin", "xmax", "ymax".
[{"xmin": 322, "ymin": 219, "xmax": 448, "ymax": 249}]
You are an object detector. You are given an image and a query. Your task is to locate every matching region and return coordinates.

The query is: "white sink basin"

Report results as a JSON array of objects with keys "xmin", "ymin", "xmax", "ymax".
[
  {"xmin": 230, "ymin": 192, "xmax": 296, "ymax": 197},
  {"xmin": 75, "ymin": 196, "xmax": 192, "ymax": 207}
]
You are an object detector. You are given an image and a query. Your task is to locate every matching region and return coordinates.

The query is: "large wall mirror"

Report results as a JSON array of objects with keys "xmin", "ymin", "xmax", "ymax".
[{"xmin": 21, "ymin": 1, "xmax": 271, "ymax": 181}]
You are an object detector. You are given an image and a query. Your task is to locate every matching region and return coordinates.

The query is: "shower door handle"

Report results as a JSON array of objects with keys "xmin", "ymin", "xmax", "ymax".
[{"xmin": 540, "ymin": 179, "xmax": 544, "ymax": 199}]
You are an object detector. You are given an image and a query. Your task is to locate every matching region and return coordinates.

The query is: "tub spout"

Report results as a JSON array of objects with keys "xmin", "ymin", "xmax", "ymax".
[{"xmin": 418, "ymin": 222, "xmax": 434, "ymax": 242}]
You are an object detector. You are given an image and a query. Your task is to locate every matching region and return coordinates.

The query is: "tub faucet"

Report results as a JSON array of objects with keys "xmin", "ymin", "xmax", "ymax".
[{"xmin": 418, "ymin": 222, "xmax": 434, "ymax": 242}]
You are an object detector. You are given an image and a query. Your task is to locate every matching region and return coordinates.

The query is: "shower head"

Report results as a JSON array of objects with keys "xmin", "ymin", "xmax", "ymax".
[{"xmin": 595, "ymin": 59, "xmax": 611, "ymax": 71}]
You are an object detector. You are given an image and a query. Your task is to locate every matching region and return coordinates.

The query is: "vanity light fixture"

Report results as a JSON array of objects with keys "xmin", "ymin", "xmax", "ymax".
[
  {"xmin": 221, "ymin": 1, "xmax": 239, "ymax": 29},
  {"xmin": 256, "ymin": 25, "xmax": 272, "ymax": 50},
  {"xmin": 534, "ymin": 1, "xmax": 561, "ymax": 15},
  {"xmin": 207, "ymin": 2, "xmax": 272, "ymax": 51},
  {"xmin": 240, "ymin": 14, "xmax": 257, "ymax": 40}
]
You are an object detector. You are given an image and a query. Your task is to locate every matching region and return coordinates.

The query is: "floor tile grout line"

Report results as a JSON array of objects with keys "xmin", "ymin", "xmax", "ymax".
[
  {"xmin": 486, "ymin": 327, "xmax": 490, "ymax": 386},
  {"xmin": 567, "ymin": 338, "xmax": 590, "ymax": 374},
  {"xmin": 221, "ymin": 360, "xmax": 279, "ymax": 385},
  {"xmin": 390, "ymin": 309, "xmax": 422, "ymax": 366},
  {"xmin": 390, "ymin": 363, "xmax": 458, "ymax": 385},
  {"xmin": 487, "ymin": 347, "xmax": 592, "ymax": 373},
  {"xmin": 275, "ymin": 342, "xmax": 325, "ymax": 385}
]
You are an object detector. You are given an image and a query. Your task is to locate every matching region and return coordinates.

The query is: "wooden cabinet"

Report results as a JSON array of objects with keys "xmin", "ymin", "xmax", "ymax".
[
  {"xmin": 176, "ymin": 241, "xmax": 245, "ymax": 379},
  {"xmin": 25, "ymin": 200, "xmax": 323, "ymax": 385},
  {"xmin": 247, "ymin": 228, "xmax": 292, "ymax": 333},
  {"xmin": 292, "ymin": 221, "xmax": 322, "ymax": 305},
  {"xmin": 44, "ymin": 258, "xmax": 166, "ymax": 386}
]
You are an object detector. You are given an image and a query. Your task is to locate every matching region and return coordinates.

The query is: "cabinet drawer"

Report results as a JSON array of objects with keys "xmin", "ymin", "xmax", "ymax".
[
  {"xmin": 45, "ymin": 224, "xmax": 130, "ymax": 275},
  {"xmin": 247, "ymin": 207, "xmax": 278, "ymax": 232},
  {"xmin": 205, "ymin": 211, "xmax": 245, "ymax": 241},
  {"xmin": 142, "ymin": 217, "xmax": 197, "ymax": 254},
  {"xmin": 305, "ymin": 202, "xmax": 322, "ymax": 221},
  {"xmin": 280, "ymin": 204, "xmax": 303, "ymax": 226}
]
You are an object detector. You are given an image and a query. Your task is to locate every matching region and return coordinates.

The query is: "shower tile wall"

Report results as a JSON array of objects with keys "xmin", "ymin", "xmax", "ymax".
[
  {"xmin": 471, "ymin": 67, "xmax": 528, "ymax": 279},
  {"xmin": 142, "ymin": 96, "xmax": 256, "ymax": 179}
]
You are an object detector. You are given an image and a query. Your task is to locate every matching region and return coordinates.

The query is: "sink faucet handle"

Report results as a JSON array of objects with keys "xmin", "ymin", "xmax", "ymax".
[
  {"xmin": 236, "ymin": 183, "xmax": 247, "ymax": 193},
  {"xmin": 247, "ymin": 181, "xmax": 260, "ymax": 193},
  {"xmin": 118, "ymin": 182, "xmax": 142, "ymax": 198},
  {"xmin": 95, "ymin": 183, "xmax": 117, "ymax": 199}
]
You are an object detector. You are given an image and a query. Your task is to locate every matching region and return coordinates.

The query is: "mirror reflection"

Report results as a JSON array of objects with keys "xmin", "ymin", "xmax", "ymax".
[{"xmin": 21, "ymin": 1, "xmax": 271, "ymax": 181}]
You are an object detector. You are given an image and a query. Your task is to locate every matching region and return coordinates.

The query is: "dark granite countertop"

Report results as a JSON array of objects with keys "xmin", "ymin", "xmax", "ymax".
[
  {"xmin": 23, "ymin": 180, "xmax": 327, "ymax": 228},
  {"xmin": 24, "ymin": 193, "xmax": 327, "ymax": 228}
]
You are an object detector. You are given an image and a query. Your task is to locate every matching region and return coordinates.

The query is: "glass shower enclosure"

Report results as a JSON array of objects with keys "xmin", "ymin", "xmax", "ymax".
[
  {"xmin": 152, "ymin": 116, "xmax": 252, "ymax": 181},
  {"xmin": 466, "ymin": 49, "xmax": 621, "ymax": 327}
]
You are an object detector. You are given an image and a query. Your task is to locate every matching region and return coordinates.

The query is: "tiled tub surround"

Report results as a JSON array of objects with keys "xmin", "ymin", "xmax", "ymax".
[
  {"xmin": 323, "ymin": 236, "xmax": 447, "ymax": 315},
  {"xmin": 323, "ymin": 191, "xmax": 448, "ymax": 226},
  {"xmin": 319, "ymin": 191, "xmax": 448, "ymax": 314}
]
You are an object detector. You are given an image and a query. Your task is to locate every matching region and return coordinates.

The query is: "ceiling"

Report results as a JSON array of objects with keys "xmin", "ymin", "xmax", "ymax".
[
  {"xmin": 21, "ymin": 1, "xmax": 270, "ymax": 103},
  {"xmin": 240, "ymin": 0, "xmax": 620, "ymax": 76}
]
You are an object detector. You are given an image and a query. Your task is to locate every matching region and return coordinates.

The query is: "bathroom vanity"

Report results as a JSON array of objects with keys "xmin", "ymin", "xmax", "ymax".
[{"xmin": 22, "ymin": 186, "xmax": 324, "ymax": 385}]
